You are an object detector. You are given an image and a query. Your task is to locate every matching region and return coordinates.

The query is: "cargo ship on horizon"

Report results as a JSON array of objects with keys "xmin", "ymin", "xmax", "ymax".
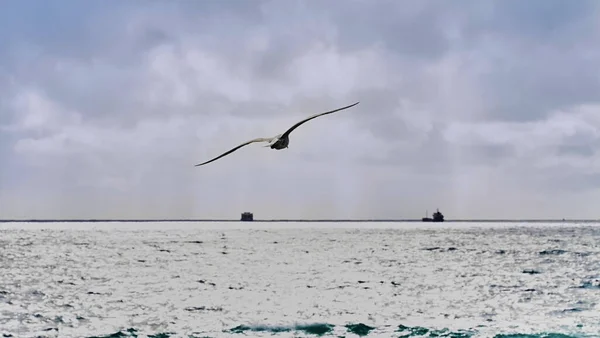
[{"xmin": 422, "ymin": 209, "xmax": 444, "ymax": 222}]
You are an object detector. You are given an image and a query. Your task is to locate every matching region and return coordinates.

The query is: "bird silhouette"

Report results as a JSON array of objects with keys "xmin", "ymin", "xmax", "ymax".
[{"xmin": 194, "ymin": 101, "xmax": 360, "ymax": 167}]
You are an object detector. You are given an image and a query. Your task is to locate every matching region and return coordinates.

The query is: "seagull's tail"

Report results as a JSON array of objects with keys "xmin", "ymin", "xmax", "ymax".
[{"xmin": 263, "ymin": 135, "xmax": 281, "ymax": 147}]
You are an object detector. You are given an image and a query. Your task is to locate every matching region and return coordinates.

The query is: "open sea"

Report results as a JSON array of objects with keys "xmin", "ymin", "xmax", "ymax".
[{"xmin": 0, "ymin": 221, "xmax": 599, "ymax": 338}]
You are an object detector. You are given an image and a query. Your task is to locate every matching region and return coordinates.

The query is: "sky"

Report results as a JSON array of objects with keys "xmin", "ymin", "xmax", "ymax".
[{"xmin": 1, "ymin": 0, "xmax": 600, "ymax": 220}]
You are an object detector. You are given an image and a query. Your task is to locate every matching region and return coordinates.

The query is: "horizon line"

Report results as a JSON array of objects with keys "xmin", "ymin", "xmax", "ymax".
[{"xmin": 1, "ymin": 218, "xmax": 599, "ymax": 223}]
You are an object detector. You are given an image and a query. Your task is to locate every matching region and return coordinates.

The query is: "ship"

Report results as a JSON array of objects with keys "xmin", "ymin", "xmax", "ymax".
[
  {"xmin": 240, "ymin": 212, "xmax": 254, "ymax": 221},
  {"xmin": 422, "ymin": 208, "xmax": 444, "ymax": 222}
]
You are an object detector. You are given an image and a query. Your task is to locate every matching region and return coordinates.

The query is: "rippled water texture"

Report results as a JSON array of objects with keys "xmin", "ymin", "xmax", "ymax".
[{"xmin": 0, "ymin": 221, "xmax": 599, "ymax": 337}]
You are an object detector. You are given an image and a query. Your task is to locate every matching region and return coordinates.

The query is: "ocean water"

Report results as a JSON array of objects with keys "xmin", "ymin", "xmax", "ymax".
[{"xmin": 0, "ymin": 221, "xmax": 599, "ymax": 338}]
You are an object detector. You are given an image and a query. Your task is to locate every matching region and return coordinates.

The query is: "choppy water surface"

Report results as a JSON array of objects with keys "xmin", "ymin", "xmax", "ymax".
[{"xmin": 0, "ymin": 221, "xmax": 599, "ymax": 338}]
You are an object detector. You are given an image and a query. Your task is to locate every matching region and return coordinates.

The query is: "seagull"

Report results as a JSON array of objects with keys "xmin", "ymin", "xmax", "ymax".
[{"xmin": 194, "ymin": 101, "xmax": 360, "ymax": 167}]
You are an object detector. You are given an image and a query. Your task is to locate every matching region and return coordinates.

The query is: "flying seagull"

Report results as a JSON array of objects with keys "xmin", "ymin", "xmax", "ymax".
[{"xmin": 194, "ymin": 101, "xmax": 360, "ymax": 167}]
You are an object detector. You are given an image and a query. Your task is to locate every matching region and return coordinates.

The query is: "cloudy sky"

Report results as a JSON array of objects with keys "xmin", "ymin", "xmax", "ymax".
[{"xmin": 1, "ymin": 0, "xmax": 600, "ymax": 220}]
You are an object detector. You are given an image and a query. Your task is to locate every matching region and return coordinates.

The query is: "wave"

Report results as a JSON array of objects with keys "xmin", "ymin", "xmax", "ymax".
[{"xmin": 81, "ymin": 323, "xmax": 589, "ymax": 338}]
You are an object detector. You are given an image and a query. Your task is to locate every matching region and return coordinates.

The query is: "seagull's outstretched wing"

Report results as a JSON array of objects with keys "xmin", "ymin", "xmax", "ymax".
[
  {"xmin": 281, "ymin": 101, "xmax": 360, "ymax": 138},
  {"xmin": 194, "ymin": 137, "xmax": 276, "ymax": 167}
]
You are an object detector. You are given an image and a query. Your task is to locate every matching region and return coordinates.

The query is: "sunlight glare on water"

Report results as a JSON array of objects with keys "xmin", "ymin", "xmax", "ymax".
[{"xmin": 0, "ymin": 221, "xmax": 598, "ymax": 337}]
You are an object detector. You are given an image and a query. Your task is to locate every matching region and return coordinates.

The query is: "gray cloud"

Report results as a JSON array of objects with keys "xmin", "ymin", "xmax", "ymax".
[{"xmin": 2, "ymin": 0, "xmax": 600, "ymax": 220}]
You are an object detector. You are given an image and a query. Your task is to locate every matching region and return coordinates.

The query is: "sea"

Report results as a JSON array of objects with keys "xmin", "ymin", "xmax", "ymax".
[{"xmin": 0, "ymin": 221, "xmax": 599, "ymax": 338}]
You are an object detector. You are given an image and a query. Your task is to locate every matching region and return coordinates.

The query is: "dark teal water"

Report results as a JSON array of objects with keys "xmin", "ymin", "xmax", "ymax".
[{"xmin": 85, "ymin": 323, "xmax": 592, "ymax": 338}]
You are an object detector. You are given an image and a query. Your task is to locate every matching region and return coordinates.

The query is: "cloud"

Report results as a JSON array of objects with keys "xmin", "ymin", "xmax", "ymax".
[{"xmin": 1, "ymin": 0, "xmax": 600, "ymax": 219}]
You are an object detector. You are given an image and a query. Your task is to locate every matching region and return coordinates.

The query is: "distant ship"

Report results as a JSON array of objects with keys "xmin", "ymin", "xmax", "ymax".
[
  {"xmin": 422, "ymin": 209, "xmax": 444, "ymax": 222},
  {"xmin": 240, "ymin": 212, "xmax": 254, "ymax": 221}
]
